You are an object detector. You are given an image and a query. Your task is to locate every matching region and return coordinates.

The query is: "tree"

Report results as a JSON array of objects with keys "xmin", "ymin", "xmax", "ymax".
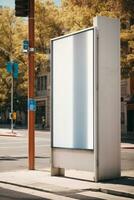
[
  {"xmin": 35, "ymin": 0, "xmax": 63, "ymax": 74},
  {"xmin": 61, "ymin": 0, "xmax": 134, "ymax": 78},
  {"xmin": 0, "ymin": 8, "xmax": 28, "ymax": 105}
]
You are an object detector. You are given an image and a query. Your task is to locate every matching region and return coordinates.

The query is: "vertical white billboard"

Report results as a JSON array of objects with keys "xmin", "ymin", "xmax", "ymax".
[{"xmin": 52, "ymin": 28, "xmax": 94, "ymax": 149}]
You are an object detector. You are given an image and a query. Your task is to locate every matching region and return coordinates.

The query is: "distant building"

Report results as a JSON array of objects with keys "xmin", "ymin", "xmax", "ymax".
[
  {"xmin": 121, "ymin": 77, "xmax": 134, "ymax": 134},
  {"xmin": 35, "ymin": 69, "xmax": 50, "ymax": 129}
]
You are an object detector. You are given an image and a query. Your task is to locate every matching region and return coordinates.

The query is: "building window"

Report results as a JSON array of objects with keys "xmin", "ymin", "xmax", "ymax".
[
  {"xmin": 37, "ymin": 76, "xmax": 47, "ymax": 91},
  {"xmin": 121, "ymin": 112, "xmax": 125, "ymax": 124}
]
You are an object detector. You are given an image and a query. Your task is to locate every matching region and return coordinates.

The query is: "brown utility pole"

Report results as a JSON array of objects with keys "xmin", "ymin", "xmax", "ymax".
[{"xmin": 28, "ymin": 0, "xmax": 35, "ymax": 170}]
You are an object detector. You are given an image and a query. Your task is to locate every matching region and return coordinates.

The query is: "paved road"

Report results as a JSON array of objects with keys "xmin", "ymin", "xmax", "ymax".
[
  {"xmin": 0, "ymin": 129, "xmax": 134, "ymax": 172},
  {"xmin": 0, "ymin": 187, "xmax": 45, "ymax": 200},
  {"xmin": 0, "ymin": 129, "xmax": 51, "ymax": 172}
]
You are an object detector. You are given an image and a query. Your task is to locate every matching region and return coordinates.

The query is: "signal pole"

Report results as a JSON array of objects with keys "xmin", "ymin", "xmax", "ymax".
[
  {"xmin": 15, "ymin": 0, "xmax": 35, "ymax": 170},
  {"xmin": 11, "ymin": 61, "xmax": 14, "ymax": 134},
  {"xmin": 28, "ymin": 0, "xmax": 35, "ymax": 170}
]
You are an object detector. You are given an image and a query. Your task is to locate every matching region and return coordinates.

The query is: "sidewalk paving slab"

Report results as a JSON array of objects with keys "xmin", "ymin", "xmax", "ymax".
[{"xmin": 0, "ymin": 169, "xmax": 134, "ymax": 199}]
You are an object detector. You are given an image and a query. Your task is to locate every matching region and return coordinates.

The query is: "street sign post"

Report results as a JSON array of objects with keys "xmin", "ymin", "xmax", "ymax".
[
  {"xmin": 15, "ymin": 0, "xmax": 35, "ymax": 171},
  {"xmin": 28, "ymin": 0, "xmax": 35, "ymax": 170}
]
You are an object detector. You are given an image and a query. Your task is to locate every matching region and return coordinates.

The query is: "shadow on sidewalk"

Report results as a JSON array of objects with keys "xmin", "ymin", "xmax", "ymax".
[
  {"xmin": 0, "ymin": 156, "xmax": 50, "ymax": 161},
  {"xmin": 0, "ymin": 185, "xmax": 106, "ymax": 200},
  {"xmin": 0, "ymin": 187, "xmax": 48, "ymax": 200},
  {"xmin": 103, "ymin": 176, "xmax": 134, "ymax": 186},
  {"xmin": 55, "ymin": 190, "xmax": 105, "ymax": 200}
]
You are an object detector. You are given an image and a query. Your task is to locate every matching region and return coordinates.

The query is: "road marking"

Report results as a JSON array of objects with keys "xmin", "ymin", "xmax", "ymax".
[
  {"xmin": 0, "ymin": 144, "xmax": 50, "ymax": 149},
  {"xmin": 0, "ymin": 140, "xmax": 50, "ymax": 145}
]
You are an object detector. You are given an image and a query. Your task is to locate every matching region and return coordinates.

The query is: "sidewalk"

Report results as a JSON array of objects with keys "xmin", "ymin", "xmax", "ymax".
[{"xmin": 0, "ymin": 169, "xmax": 134, "ymax": 199}]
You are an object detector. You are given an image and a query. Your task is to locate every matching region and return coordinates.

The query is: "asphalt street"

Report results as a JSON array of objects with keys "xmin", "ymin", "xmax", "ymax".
[
  {"xmin": 0, "ymin": 187, "xmax": 46, "ymax": 200},
  {"xmin": 0, "ymin": 129, "xmax": 134, "ymax": 172},
  {"xmin": 0, "ymin": 130, "xmax": 51, "ymax": 172}
]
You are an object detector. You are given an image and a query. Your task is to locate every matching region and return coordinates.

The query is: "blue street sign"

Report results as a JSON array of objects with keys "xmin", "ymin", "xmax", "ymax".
[
  {"xmin": 6, "ymin": 62, "xmax": 13, "ymax": 73},
  {"xmin": 23, "ymin": 40, "xmax": 29, "ymax": 52},
  {"xmin": 6, "ymin": 62, "xmax": 19, "ymax": 79},
  {"xmin": 28, "ymin": 99, "xmax": 36, "ymax": 111},
  {"xmin": 13, "ymin": 63, "xmax": 19, "ymax": 79}
]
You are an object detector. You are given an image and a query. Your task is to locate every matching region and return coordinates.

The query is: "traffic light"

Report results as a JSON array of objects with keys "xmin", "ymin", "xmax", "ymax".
[
  {"xmin": 13, "ymin": 112, "xmax": 17, "ymax": 120},
  {"xmin": 15, "ymin": 0, "xmax": 29, "ymax": 17}
]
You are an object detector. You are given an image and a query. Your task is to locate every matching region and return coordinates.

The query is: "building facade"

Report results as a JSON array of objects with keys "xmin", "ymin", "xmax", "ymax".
[
  {"xmin": 121, "ymin": 77, "xmax": 134, "ymax": 134},
  {"xmin": 35, "ymin": 71, "xmax": 50, "ymax": 129}
]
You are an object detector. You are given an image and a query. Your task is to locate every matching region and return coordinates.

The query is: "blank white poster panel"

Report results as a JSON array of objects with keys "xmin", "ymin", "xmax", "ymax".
[{"xmin": 53, "ymin": 29, "xmax": 94, "ymax": 149}]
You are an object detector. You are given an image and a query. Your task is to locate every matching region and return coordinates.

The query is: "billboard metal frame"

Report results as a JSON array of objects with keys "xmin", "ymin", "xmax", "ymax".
[{"xmin": 51, "ymin": 27, "xmax": 96, "ymax": 150}]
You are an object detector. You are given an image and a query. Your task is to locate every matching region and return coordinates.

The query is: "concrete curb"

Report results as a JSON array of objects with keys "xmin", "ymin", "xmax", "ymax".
[
  {"xmin": 100, "ymin": 188, "xmax": 134, "ymax": 199},
  {"xmin": 0, "ymin": 181, "xmax": 134, "ymax": 199},
  {"xmin": 0, "ymin": 132, "xmax": 21, "ymax": 137},
  {"xmin": 0, "ymin": 181, "xmax": 55, "ymax": 194},
  {"xmin": 121, "ymin": 147, "xmax": 134, "ymax": 149},
  {"xmin": 0, "ymin": 134, "xmax": 17, "ymax": 137}
]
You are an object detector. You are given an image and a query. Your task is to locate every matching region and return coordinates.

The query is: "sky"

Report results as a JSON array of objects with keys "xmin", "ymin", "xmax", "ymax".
[{"xmin": 0, "ymin": 0, "xmax": 61, "ymax": 8}]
